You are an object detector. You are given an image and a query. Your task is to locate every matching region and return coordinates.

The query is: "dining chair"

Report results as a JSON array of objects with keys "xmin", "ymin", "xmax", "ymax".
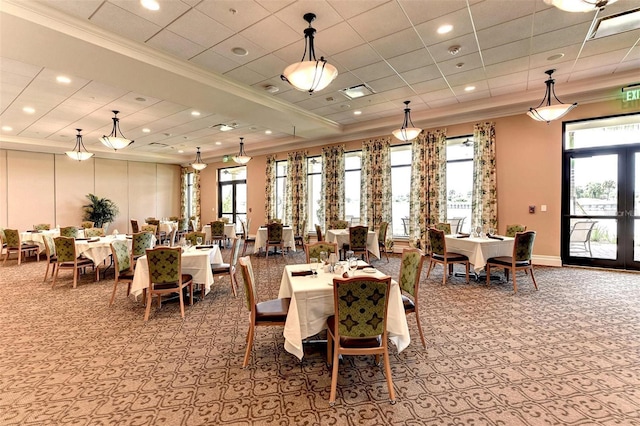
[
  {"xmin": 34, "ymin": 223, "xmax": 51, "ymax": 231},
  {"xmin": 210, "ymin": 220, "xmax": 226, "ymax": 246},
  {"xmin": 304, "ymin": 241, "xmax": 338, "ymax": 263},
  {"xmin": 146, "ymin": 219, "xmax": 165, "ymax": 244},
  {"xmin": 131, "ymin": 231, "xmax": 155, "ymax": 267},
  {"xmin": 144, "ymin": 246, "xmax": 194, "ymax": 321},
  {"xmin": 60, "ymin": 226, "xmax": 78, "ymax": 238},
  {"xmin": 377, "ymin": 221, "xmax": 390, "ymax": 262},
  {"xmin": 42, "ymin": 234, "xmax": 58, "ymax": 282},
  {"xmin": 350, "ymin": 217, "xmax": 361, "ymax": 225},
  {"xmin": 569, "ymin": 221, "xmax": 597, "ymax": 257},
  {"xmin": 177, "ymin": 217, "xmax": 189, "ymax": 240},
  {"xmin": 81, "ymin": 221, "xmax": 94, "ymax": 229},
  {"xmin": 347, "ymin": 225, "xmax": 370, "ymax": 263},
  {"xmin": 109, "ymin": 239, "xmax": 135, "ymax": 306},
  {"xmin": 240, "ymin": 219, "xmax": 255, "ymax": 256},
  {"xmin": 190, "ymin": 218, "xmax": 198, "ymax": 233},
  {"xmin": 210, "ymin": 237, "xmax": 241, "ymax": 298},
  {"xmin": 434, "ymin": 222, "xmax": 452, "ymax": 234},
  {"xmin": 398, "ymin": 248, "xmax": 427, "ymax": 348},
  {"xmin": 332, "ymin": 220, "xmax": 349, "ymax": 229},
  {"xmin": 169, "ymin": 216, "xmax": 179, "ymax": 222},
  {"xmin": 315, "ymin": 224, "xmax": 324, "ymax": 242},
  {"xmin": 2, "ymin": 229, "xmax": 40, "ymax": 266},
  {"xmin": 84, "ymin": 228, "xmax": 105, "ymax": 238},
  {"xmin": 140, "ymin": 224, "xmax": 157, "ymax": 236},
  {"xmin": 52, "ymin": 236, "xmax": 96, "ymax": 288},
  {"xmin": 130, "ymin": 219, "xmax": 140, "ymax": 234},
  {"xmin": 326, "ymin": 275, "xmax": 395, "ymax": 406},
  {"xmin": 486, "ymin": 231, "xmax": 538, "ymax": 293},
  {"xmin": 505, "ymin": 224, "xmax": 526, "ymax": 237},
  {"xmin": 0, "ymin": 228, "xmax": 6, "ymax": 255},
  {"xmin": 238, "ymin": 256, "xmax": 290, "ymax": 367},
  {"xmin": 265, "ymin": 222, "xmax": 284, "ymax": 257},
  {"xmin": 294, "ymin": 219, "xmax": 306, "ymax": 247},
  {"xmin": 448, "ymin": 217, "xmax": 465, "ymax": 234},
  {"xmin": 185, "ymin": 232, "xmax": 206, "ymax": 246},
  {"xmin": 426, "ymin": 228, "xmax": 469, "ymax": 285}
]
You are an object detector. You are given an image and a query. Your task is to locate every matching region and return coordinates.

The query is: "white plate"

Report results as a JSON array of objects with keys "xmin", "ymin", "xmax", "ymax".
[{"xmin": 362, "ymin": 267, "xmax": 377, "ymax": 274}]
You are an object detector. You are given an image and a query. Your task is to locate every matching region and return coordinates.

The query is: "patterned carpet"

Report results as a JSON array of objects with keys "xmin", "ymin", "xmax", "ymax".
[{"xmin": 1, "ymin": 248, "xmax": 639, "ymax": 425}]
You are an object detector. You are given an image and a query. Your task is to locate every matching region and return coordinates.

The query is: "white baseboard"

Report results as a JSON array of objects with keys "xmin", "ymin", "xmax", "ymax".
[{"xmin": 532, "ymin": 255, "xmax": 562, "ymax": 267}]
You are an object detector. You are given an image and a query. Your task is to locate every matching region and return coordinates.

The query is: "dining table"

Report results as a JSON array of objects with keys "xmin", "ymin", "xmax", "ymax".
[
  {"xmin": 201, "ymin": 223, "xmax": 237, "ymax": 245},
  {"xmin": 20, "ymin": 229, "xmax": 61, "ymax": 253},
  {"xmin": 129, "ymin": 245, "xmax": 223, "ymax": 299},
  {"xmin": 75, "ymin": 235, "xmax": 131, "ymax": 266},
  {"xmin": 278, "ymin": 261, "xmax": 410, "ymax": 360},
  {"xmin": 325, "ymin": 228, "xmax": 380, "ymax": 259},
  {"xmin": 445, "ymin": 234, "xmax": 514, "ymax": 273},
  {"xmin": 254, "ymin": 226, "xmax": 296, "ymax": 253}
]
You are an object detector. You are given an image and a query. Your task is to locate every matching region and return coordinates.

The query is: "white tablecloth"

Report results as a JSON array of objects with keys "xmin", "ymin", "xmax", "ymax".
[
  {"xmin": 445, "ymin": 235, "xmax": 514, "ymax": 272},
  {"xmin": 75, "ymin": 235, "xmax": 131, "ymax": 265},
  {"xmin": 201, "ymin": 223, "xmax": 236, "ymax": 243},
  {"xmin": 129, "ymin": 246, "xmax": 223, "ymax": 298},
  {"xmin": 325, "ymin": 229, "xmax": 380, "ymax": 259},
  {"xmin": 254, "ymin": 227, "xmax": 296, "ymax": 252},
  {"xmin": 20, "ymin": 230, "xmax": 59, "ymax": 253},
  {"xmin": 278, "ymin": 262, "xmax": 410, "ymax": 360},
  {"xmin": 159, "ymin": 221, "xmax": 178, "ymax": 235}
]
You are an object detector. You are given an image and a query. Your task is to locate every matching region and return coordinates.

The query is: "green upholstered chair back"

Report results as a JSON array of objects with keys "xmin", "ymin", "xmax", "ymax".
[
  {"xmin": 111, "ymin": 239, "xmax": 131, "ymax": 273},
  {"xmin": 178, "ymin": 217, "xmax": 189, "ymax": 232},
  {"xmin": 54, "ymin": 236, "xmax": 76, "ymax": 263},
  {"xmin": 146, "ymin": 219, "xmax": 159, "ymax": 226},
  {"xmin": 333, "ymin": 276, "xmax": 391, "ymax": 338},
  {"xmin": 140, "ymin": 224, "xmax": 157, "ymax": 235},
  {"xmin": 514, "ymin": 231, "xmax": 536, "ymax": 262},
  {"xmin": 238, "ymin": 256, "xmax": 257, "ymax": 312},
  {"xmin": 146, "ymin": 247, "xmax": 181, "ymax": 285},
  {"xmin": 333, "ymin": 220, "xmax": 349, "ymax": 229},
  {"xmin": 185, "ymin": 232, "xmax": 205, "ymax": 246},
  {"xmin": 267, "ymin": 223, "xmax": 283, "ymax": 243},
  {"xmin": 378, "ymin": 221, "xmax": 388, "ymax": 242},
  {"xmin": 229, "ymin": 238, "xmax": 241, "ymax": 267},
  {"xmin": 43, "ymin": 234, "xmax": 56, "ymax": 257},
  {"xmin": 270, "ymin": 218, "xmax": 282, "ymax": 224},
  {"xmin": 130, "ymin": 219, "xmax": 140, "ymax": 233},
  {"xmin": 210, "ymin": 221, "xmax": 225, "ymax": 237},
  {"xmin": 0, "ymin": 228, "xmax": 5, "ymax": 244},
  {"xmin": 84, "ymin": 228, "xmax": 104, "ymax": 238},
  {"xmin": 506, "ymin": 224, "xmax": 526, "ymax": 237},
  {"xmin": 435, "ymin": 222, "xmax": 452, "ymax": 234},
  {"xmin": 315, "ymin": 224, "xmax": 323, "ymax": 241},
  {"xmin": 34, "ymin": 224, "xmax": 50, "ymax": 231},
  {"xmin": 60, "ymin": 227, "xmax": 78, "ymax": 238},
  {"xmin": 428, "ymin": 228, "xmax": 446, "ymax": 256},
  {"xmin": 81, "ymin": 221, "xmax": 94, "ymax": 229},
  {"xmin": 132, "ymin": 232, "xmax": 155, "ymax": 257},
  {"xmin": 348, "ymin": 226, "xmax": 368, "ymax": 250},
  {"xmin": 169, "ymin": 216, "xmax": 179, "ymax": 222},
  {"xmin": 306, "ymin": 242, "xmax": 338, "ymax": 263},
  {"xmin": 399, "ymin": 248, "xmax": 424, "ymax": 297},
  {"xmin": 4, "ymin": 229, "xmax": 20, "ymax": 247}
]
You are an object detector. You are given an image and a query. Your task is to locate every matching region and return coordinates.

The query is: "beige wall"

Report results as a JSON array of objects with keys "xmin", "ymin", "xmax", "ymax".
[{"xmin": 0, "ymin": 152, "xmax": 181, "ymax": 233}]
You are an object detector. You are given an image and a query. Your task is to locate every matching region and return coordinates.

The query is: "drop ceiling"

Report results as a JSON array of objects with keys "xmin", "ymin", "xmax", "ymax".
[{"xmin": 0, "ymin": 0, "xmax": 638, "ymax": 165}]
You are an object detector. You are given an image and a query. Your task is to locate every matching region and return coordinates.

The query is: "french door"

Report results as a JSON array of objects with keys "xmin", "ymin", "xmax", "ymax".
[{"xmin": 218, "ymin": 166, "xmax": 247, "ymax": 234}]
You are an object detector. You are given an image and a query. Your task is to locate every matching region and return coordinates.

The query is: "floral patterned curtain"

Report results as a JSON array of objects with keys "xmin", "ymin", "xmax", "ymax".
[
  {"xmin": 409, "ymin": 130, "xmax": 447, "ymax": 249},
  {"xmin": 264, "ymin": 155, "xmax": 277, "ymax": 222},
  {"xmin": 284, "ymin": 150, "xmax": 307, "ymax": 235},
  {"xmin": 360, "ymin": 137, "xmax": 391, "ymax": 230},
  {"xmin": 180, "ymin": 167, "xmax": 189, "ymax": 219},
  {"xmin": 322, "ymin": 145, "xmax": 345, "ymax": 230},
  {"xmin": 193, "ymin": 169, "xmax": 201, "ymax": 229},
  {"xmin": 471, "ymin": 122, "xmax": 498, "ymax": 233}
]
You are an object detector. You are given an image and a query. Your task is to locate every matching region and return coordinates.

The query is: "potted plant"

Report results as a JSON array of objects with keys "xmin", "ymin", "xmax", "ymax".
[{"xmin": 83, "ymin": 194, "xmax": 119, "ymax": 228}]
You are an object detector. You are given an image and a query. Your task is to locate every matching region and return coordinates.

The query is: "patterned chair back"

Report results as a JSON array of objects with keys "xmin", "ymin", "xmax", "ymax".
[
  {"xmin": 34, "ymin": 224, "xmax": 50, "ymax": 231},
  {"xmin": 332, "ymin": 276, "xmax": 391, "ymax": 338},
  {"xmin": 54, "ymin": 236, "xmax": 76, "ymax": 263},
  {"xmin": 315, "ymin": 224, "xmax": 324, "ymax": 242},
  {"xmin": 378, "ymin": 221, "xmax": 388, "ymax": 243},
  {"xmin": 84, "ymin": 228, "xmax": 104, "ymax": 238},
  {"xmin": 0, "ymin": 228, "xmax": 5, "ymax": 245},
  {"xmin": 145, "ymin": 247, "xmax": 181, "ymax": 285},
  {"xmin": 111, "ymin": 239, "xmax": 131, "ymax": 273},
  {"xmin": 140, "ymin": 224, "xmax": 157, "ymax": 235},
  {"xmin": 506, "ymin": 224, "xmax": 526, "ymax": 237},
  {"xmin": 267, "ymin": 223, "xmax": 283, "ymax": 243},
  {"xmin": 270, "ymin": 218, "xmax": 282, "ymax": 224},
  {"xmin": 4, "ymin": 229, "xmax": 20, "ymax": 248},
  {"xmin": 210, "ymin": 221, "xmax": 225, "ymax": 238},
  {"xmin": 81, "ymin": 221, "xmax": 94, "ymax": 229},
  {"xmin": 399, "ymin": 248, "xmax": 424, "ymax": 298},
  {"xmin": 435, "ymin": 222, "xmax": 452, "ymax": 234},
  {"xmin": 169, "ymin": 216, "xmax": 179, "ymax": 222},
  {"xmin": 514, "ymin": 231, "xmax": 536, "ymax": 262},
  {"xmin": 229, "ymin": 238, "xmax": 241, "ymax": 267},
  {"xmin": 178, "ymin": 218, "xmax": 189, "ymax": 232},
  {"xmin": 428, "ymin": 228, "xmax": 446, "ymax": 256},
  {"xmin": 130, "ymin": 219, "xmax": 140, "ymax": 233},
  {"xmin": 348, "ymin": 226, "xmax": 368, "ymax": 251},
  {"xmin": 305, "ymin": 242, "xmax": 338, "ymax": 263},
  {"xmin": 238, "ymin": 256, "xmax": 257, "ymax": 313},
  {"xmin": 240, "ymin": 220, "xmax": 248, "ymax": 239},
  {"xmin": 185, "ymin": 232, "xmax": 206, "ymax": 246},
  {"xmin": 333, "ymin": 220, "xmax": 349, "ymax": 229},
  {"xmin": 132, "ymin": 232, "xmax": 155, "ymax": 257},
  {"xmin": 43, "ymin": 234, "xmax": 56, "ymax": 258},
  {"xmin": 60, "ymin": 226, "xmax": 78, "ymax": 238}
]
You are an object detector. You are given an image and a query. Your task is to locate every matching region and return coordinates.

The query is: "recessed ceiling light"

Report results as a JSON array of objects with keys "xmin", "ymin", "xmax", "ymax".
[
  {"xmin": 178, "ymin": 150, "xmax": 184, "ymax": 153},
  {"xmin": 56, "ymin": 76, "xmax": 71, "ymax": 84},
  {"xmin": 135, "ymin": 97, "xmax": 146, "ymax": 102},
  {"xmin": 23, "ymin": 106, "xmax": 35, "ymax": 114},
  {"xmin": 353, "ymin": 110, "xmax": 362, "ymax": 115},
  {"xmin": 191, "ymin": 111, "xmax": 201, "ymax": 116},
  {"xmin": 265, "ymin": 130, "xmax": 272, "ymax": 134},
  {"xmin": 464, "ymin": 86, "xmax": 476, "ymax": 92},
  {"xmin": 219, "ymin": 124, "xmax": 235, "ymax": 131},
  {"xmin": 437, "ymin": 24, "xmax": 453, "ymax": 34},
  {"xmin": 215, "ymin": 141, "xmax": 222, "ymax": 145},
  {"xmin": 232, "ymin": 47, "xmax": 248, "ymax": 56},
  {"xmin": 456, "ymin": 62, "xmax": 465, "ymax": 69},
  {"xmin": 142, "ymin": 128, "xmax": 151, "ymax": 133},
  {"xmin": 2, "ymin": 126, "xmax": 13, "ymax": 131},
  {"xmin": 547, "ymin": 53, "xmax": 565, "ymax": 61},
  {"xmin": 448, "ymin": 45, "xmax": 461, "ymax": 55},
  {"xmin": 140, "ymin": 0, "xmax": 159, "ymax": 11}
]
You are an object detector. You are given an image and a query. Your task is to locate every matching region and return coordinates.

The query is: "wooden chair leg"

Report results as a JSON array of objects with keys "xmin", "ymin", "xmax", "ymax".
[
  {"xmin": 414, "ymin": 310, "xmax": 427, "ymax": 349},
  {"xmin": 382, "ymin": 348, "xmax": 396, "ymax": 404},
  {"xmin": 243, "ymin": 324, "xmax": 255, "ymax": 368},
  {"xmin": 43, "ymin": 262, "xmax": 50, "ymax": 282},
  {"xmin": 326, "ymin": 332, "xmax": 333, "ymax": 365},
  {"xmin": 144, "ymin": 292, "xmax": 153, "ymax": 321},
  {"xmin": 512, "ymin": 267, "xmax": 518, "ymax": 293},
  {"xmin": 73, "ymin": 268, "xmax": 78, "ymax": 288},
  {"xmin": 329, "ymin": 341, "xmax": 340, "ymax": 405},
  {"xmin": 486, "ymin": 264, "xmax": 491, "ymax": 285},
  {"xmin": 529, "ymin": 267, "xmax": 538, "ymax": 290},
  {"xmin": 442, "ymin": 262, "xmax": 446, "ymax": 285},
  {"xmin": 465, "ymin": 262, "xmax": 469, "ymax": 283},
  {"xmin": 178, "ymin": 290, "xmax": 185, "ymax": 318},
  {"xmin": 52, "ymin": 266, "xmax": 60, "ymax": 289},
  {"xmin": 230, "ymin": 271, "xmax": 237, "ymax": 297}
]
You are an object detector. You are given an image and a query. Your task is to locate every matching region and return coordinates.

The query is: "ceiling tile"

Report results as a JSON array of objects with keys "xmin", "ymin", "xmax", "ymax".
[
  {"xmin": 274, "ymin": 2, "xmax": 344, "ymax": 34},
  {"xmin": 484, "ymin": 57, "xmax": 530, "ymax": 78},
  {"xmin": 369, "ymin": 27, "xmax": 424, "ymax": 59},
  {"xmin": 350, "ymin": 61, "xmax": 395, "ymax": 83},
  {"xmin": 531, "ymin": 23, "xmax": 593, "ymax": 55},
  {"xmin": 398, "ymin": 0, "xmax": 469, "ymax": 26},
  {"xmin": 244, "ymin": 55, "xmax": 290, "ymax": 79},
  {"xmin": 240, "ymin": 15, "xmax": 301, "ymax": 52},
  {"xmin": 110, "ymin": 0, "xmax": 192, "ymax": 27},
  {"xmin": 332, "ymin": 44, "xmax": 382, "ymax": 71},
  {"xmin": 90, "ymin": 2, "xmax": 161, "ymax": 43},
  {"xmin": 414, "ymin": 7, "xmax": 473, "ymax": 47},
  {"xmin": 190, "ymin": 50, "xmax": 242, "ymax": 74},
  {"xmin": 427, "ymin": 33, "xmax": 479, "ymax": 62},
  {"xmin": 445, "ymin": 67, "xmax": 488, "ymax": 87},
  {"xmin": 36, "ymin": 0, "xmax": 103, "ymax": 20},
  {"xmin": 196, "ymin": 0, "xmax": 271, "ymax": 32},
  {"xmin": 209, "ymin": 33, "xmax": 269, "ymax": 65},
  {"xmin": 386, "ymin": 49, "xmax": 435, "ymax": 74},
  {"xmin": 348, "ymin": 2, "xmax": 412, "ymax": 41},
  {"xmin": 367, "ymin": 75, "xmax": 407, "ymax": 92},
  {"xmin": 400, "ymin": 65, "xmax": 441, "ymax": 85},
  {"xmin": 167, "ymin": 8, "xmax": 234, "ymax": 48},
  {"xmin": 482, "ymin": 39, "xmax": 530, "ymax": 66},
  {"xmin": 147, "ymin": 30, "xmax": 207, "ymax": 60},
  {"xmin": 469, "ymin": 0, "xmax": 535, "ymax": 31},
  {"xmin": 315, "ymin": 22, "xmax": 366, "ymax": 56},
  {"xmin": 224, "ymin": 67, "xmax": 267, "ymax": 86},
  {"xmin": 476, "ymin": 15, "xmax": 533, "ymax": 50}
]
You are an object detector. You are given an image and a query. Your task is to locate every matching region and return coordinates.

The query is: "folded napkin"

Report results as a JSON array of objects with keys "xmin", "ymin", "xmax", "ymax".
[
  {"xmin": 75, "ymin": 238, "xmax": 89, "ymax": 241},
  {"xmin": 487, "ymin": 234, "xmax": 504, "ymax": 240},
  {"xmin": 87, "ymin": 238, "xmax": 100, "ymax": 243},
  {"xmin": 456, "ymin": 234, "xmax": 470, "ymax": 238},
  {"xmin": 291, "ymin": 270, "xmax": 314, "ymax": 277},
  {"xmin": 357, "ymin": 264, "xmax": 372, "ymax": 270},
  {"xmin": 196, "ymin": 245, "xmax": 213, "ymax": 249},
  {"xmin": 26, "ymin": 230, "xmax": 41, "ymax": 233}
]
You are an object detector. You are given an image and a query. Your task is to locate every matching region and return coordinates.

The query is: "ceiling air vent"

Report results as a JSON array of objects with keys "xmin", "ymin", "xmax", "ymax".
[{"xmin": 339, "ymin": 84, "xmax": 375, "ymax": 100}]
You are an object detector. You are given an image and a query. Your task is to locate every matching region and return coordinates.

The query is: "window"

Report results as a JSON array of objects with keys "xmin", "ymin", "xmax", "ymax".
[
  {"xmin": 186, "ymin": 172, "xmax": 194, "ymax": 218},
  {"xmin": 390, "ymin": 144, "xmax": 412, "ymax": 237},
  {"xmin": 275, "ymin": 161, "xmax": 287, "ymax": 220},
  {"xmin": 344, "ymin": 151, "xmax": 361, "ymax": 223},
  {"xmin": 218, "ymin": 166, "xmax": 247, "ymax": 232},
  {"xmin": 308, "ymin": 156, "xmax": 322, "ymax": 231},
  {"xmin": 446, "ymin": 136, "xmax": 473, "ymax": 234}
]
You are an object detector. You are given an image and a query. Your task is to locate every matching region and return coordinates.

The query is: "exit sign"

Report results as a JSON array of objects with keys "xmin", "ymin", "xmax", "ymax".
[{"xmin": 622, "ymin": 86, "xmax": 640, "ymax": 102}]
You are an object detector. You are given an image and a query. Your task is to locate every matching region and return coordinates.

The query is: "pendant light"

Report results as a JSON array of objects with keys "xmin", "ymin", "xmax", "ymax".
[
  {"xmin": 100, "ymin": 110, "xmax": 134, "ymax": 150},
  {"xmin": 527, "ymin": 69, "xmax": 577, "ymax": 123},
  {"xmin": 543, "ymin": 0, "xmax": 617, "ymax": 12},
  {"xmin": 65, "ymin": 129, "xmax": 94, "ymax": 161},
  {"xmin": 233, "ymin": 137, "xmax": 251, "ymax": 164},
  {"xmin": 190, "ymin": 147, "xmax": 207, "ymax": 170},
  {"xmin": 392, "ymin": 101, "xmax": 422, "ymax": 141},
  {"xmin": 280, "ymin": 13, "xmax": 338, "ymax": 94}
]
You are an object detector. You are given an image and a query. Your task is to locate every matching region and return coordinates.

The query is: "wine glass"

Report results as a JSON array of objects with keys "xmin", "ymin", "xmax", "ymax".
[
  {"xmin": 328, "ymin": 253, "xmax": 337, "ymax": 273},
  {"xmin": 475, "ymin": 226, "xmax": 482, "ymax": 237},
  {"xmin": 319, "ymin": 251, "xmax": 327, "ymax": 266},
  {"xmin": 196, "ymin": 236, "xmax": 203, "ymax": 246},
  {"xmin": 349, "ymin": 257, "xmax": 358, "ymax": 277},
  {"xmin": 185, "ymin": 240, "xmax": 192, "ymax": 250},
  {"xmin": 309, "ymin": 257, "xmax": 319, "ymax": 277},
  {"xmin": 345, "ymin": 250, "xmax": 354, "ymax": 262}
]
